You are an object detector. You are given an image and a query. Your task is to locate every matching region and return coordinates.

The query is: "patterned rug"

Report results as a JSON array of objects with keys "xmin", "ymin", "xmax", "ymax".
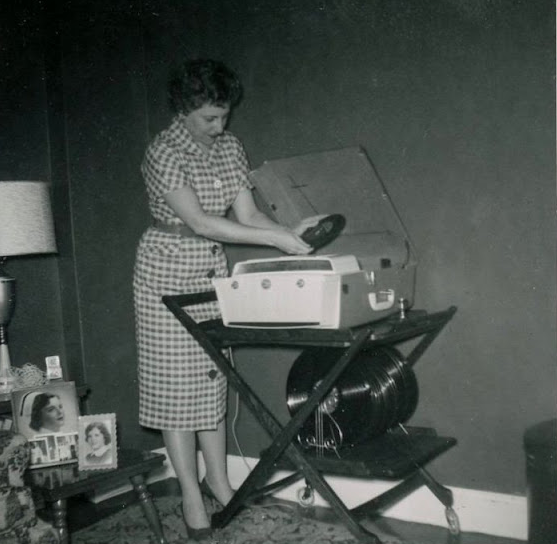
[{"xmin": 72, "ymin": 495, "xmax": 404, "ymax": 544}]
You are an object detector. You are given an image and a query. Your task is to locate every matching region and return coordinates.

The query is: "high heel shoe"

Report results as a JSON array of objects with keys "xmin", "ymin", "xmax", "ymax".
[
  {"xmin": 179, "ymin": 502, "xmax": 212, "ymax": 541},
  {"xmin": 199, "ymin": 478, "xmax": 221, "ymax": 505},
  {"xmin": 184, "ymin": 521, "xmax": 212, "ymax": 541}
]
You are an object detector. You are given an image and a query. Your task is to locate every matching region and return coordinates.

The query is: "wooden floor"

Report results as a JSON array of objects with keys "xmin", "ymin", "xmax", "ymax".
[{"xmin": 38, "ymin": 477, "xmax": 526, "ymax": 544}]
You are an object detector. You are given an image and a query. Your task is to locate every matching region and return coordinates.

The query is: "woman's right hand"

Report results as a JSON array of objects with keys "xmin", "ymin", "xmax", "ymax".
[{"xmin": 271, "ymin": 229, "xmax": 313, "ymax": 255}]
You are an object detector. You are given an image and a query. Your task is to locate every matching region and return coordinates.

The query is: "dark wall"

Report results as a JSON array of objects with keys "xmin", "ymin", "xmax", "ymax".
[
  {"xmin": 58, "ymin": 3, "xmax": 151, "ymax": 445},
  {"xmin": 2, "ymin": 0, "xmax": 555, "ymax": 495},
  {"xmin": 169, "ymin": 0, "xmax": 555, "ymax": 494},
  {"xmin": 0, "ymin": 2, "xmax": 67, "ymax": 377}
]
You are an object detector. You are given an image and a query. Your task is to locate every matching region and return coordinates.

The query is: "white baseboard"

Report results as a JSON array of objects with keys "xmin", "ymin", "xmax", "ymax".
[{"xmin": 90, "ymin": 449, "xmax": 527, "ymax": 541}]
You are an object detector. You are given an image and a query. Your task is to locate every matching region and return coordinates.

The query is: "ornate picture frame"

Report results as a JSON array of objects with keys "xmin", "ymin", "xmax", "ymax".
[
  {"xmin": 11, "ymin": 380, "xmax": 79, "ymax": 468},
  {"xmin": 78, "ymin": 413, "xmax": 117, "ymax": 471},
  {"xmin": 11, "ymin": 381, "xmax": 80, "ymax": 468},
  {"xmin": 11, "ymin": 381, "xmax": 80, "ymax": 439}
]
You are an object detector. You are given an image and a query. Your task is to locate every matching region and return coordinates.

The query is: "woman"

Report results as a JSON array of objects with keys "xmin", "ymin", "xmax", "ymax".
[
  {"xmin": 133, "ymin": 58, "xmax": 318, "ymax": 539},
  {"xmin": 29, "ymin": 393, "xmax": 65, "ymax": 434},
  {"xmin": 84, "ymin": 422, "xmax": 112, "ymax": 465}
]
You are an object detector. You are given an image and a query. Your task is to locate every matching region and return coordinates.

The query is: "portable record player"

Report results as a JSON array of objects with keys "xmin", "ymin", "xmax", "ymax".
[
  {"xmin": 212, "ymin": 254, "xmax": 397, "ymax": 328},
  {"xmin": 213, "ymin": 146, "xmax": 417, "ymax": 329}
]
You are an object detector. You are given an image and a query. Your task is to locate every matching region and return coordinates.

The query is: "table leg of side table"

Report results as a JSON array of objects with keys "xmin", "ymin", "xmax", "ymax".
[
  {"xmin": 130, "ymin": 473, "xmax": 169, "ymax": 544},
  {"xmin": 51, "ymin": 498, "xmax": 69, "ymax": 544}
]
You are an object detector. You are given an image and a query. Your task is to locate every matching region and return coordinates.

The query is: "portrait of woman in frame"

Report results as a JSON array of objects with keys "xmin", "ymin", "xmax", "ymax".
[
  {"xmin": 11, "ymin": 381, "xmax": 80, "ymax": 440},
  {"xmin": 78, "ymin": 414, "xmax": 117, "ymax": 470}
]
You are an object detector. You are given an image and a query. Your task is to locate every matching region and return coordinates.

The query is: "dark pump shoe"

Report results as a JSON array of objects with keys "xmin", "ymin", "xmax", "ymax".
[
  {"xmin": 179, "ymin": 502, "xmax": 212, "ymax": 541},
  {"xmin": 184, "ymin": 522, "xmax": 212, "ymax": 541}
]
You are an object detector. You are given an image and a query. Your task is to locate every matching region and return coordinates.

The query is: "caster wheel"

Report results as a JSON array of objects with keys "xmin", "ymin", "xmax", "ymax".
[
  {"xmin": 296, "ymin": 486, "xmax": 315, "ymax": 507},
  {"xmin": 445, "ymin": 506, "xmax": 460, "ymax": 535}
]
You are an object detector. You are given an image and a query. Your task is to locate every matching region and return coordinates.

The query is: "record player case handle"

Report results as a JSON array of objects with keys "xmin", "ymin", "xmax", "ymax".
[{"xmin": 368, "ymin": 289, "xmax": 395, "ymax": 311}]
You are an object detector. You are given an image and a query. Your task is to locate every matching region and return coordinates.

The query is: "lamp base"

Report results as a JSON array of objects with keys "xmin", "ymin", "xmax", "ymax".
[
  {"xmin": 0, "ymin": 261, "xmax": 16, "ymax": 326},
  {"xmin": 0, "ymin": 261, "xmax": 16, "ymax": 397},
  {"xmin": 0, "ymin": 341, "xmax": 14, "ymax": 396}
]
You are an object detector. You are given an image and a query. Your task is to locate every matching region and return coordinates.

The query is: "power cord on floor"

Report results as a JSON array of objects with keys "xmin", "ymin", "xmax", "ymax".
[
  {"xmin": 227, "ymin": 347, "xmax": 304, "ymax": 512},
  {"xmin": 228, "ymin": 347, "xmax": 255, "ymax": 474}
]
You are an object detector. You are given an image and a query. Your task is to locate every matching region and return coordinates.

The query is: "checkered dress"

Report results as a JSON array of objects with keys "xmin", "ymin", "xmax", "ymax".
[{"xmin": 133, "ymin": 115, "xmax": 252, "ymax": 431}]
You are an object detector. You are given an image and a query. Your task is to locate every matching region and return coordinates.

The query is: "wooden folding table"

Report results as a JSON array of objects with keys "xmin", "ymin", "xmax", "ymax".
[{"xmin": 163, "ymin": 291, "xmax": 459, "ymax": 543}]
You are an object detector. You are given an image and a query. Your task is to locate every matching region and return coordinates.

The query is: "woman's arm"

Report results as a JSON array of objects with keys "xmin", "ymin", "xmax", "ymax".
[
  {"xmin": 232, "ymin": 188, "xmax": 328, "ymax": 236},
  {"xmin": 231, "ymin": 188, "xmax": 286, "ymax": 230},
  {"xmin": 164, "ymin": 185, "xmax": 312, "ymax": 254}
]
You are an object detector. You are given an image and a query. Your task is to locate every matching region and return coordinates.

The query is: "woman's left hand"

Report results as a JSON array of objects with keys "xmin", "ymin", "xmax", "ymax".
[{"xmin": 293, "ymin": 215, "xmax": 329, "ymax": 237}]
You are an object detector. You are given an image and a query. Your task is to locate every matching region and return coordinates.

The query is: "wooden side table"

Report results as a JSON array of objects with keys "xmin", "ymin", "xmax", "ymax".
[{"xmin": 26, "ymin": 449, "xmax": 168, "ymax": 544}]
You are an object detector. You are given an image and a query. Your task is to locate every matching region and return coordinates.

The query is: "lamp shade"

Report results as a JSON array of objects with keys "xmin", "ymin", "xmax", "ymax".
[{"xmin": 0, "ymin": 181, "xmax": 57, "ymax": 257}]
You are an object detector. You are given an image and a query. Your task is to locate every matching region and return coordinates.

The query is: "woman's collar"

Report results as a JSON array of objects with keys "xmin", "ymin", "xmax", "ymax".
[{"xmin": 90, "ymin": 444, "xmax": 110, "ymax": 457}]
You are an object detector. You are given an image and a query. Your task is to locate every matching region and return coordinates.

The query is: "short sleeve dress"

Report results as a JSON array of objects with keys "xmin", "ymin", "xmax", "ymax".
[{"xmin": 133, "ymin": 115, "xmax": 252, "ymax": 431}]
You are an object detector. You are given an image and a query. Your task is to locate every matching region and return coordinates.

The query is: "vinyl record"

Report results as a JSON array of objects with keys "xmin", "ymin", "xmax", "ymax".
[
  {"xmin": 300, "ymin": 214, "xmax": 346, "ymax": 251},
  {"xmin": 286, "ymin": 345, "xmax": 418, "ymax": 450}
]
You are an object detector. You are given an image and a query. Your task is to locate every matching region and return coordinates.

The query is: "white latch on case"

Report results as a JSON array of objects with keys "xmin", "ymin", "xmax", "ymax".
[{"xmin": 368, "ymin": 289, "xmax": 395, "ymax": 311}]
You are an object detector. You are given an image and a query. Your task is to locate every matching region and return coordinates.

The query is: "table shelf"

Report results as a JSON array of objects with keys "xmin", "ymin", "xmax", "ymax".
[{"xmin": 269, "ymin": 427, "xmax": 456, "ymax": 480}]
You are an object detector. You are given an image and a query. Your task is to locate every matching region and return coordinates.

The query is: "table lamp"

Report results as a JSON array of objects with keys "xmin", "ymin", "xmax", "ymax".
[{"xmin": 0, "ymin": 181, "xmax": 57, "ymax": 394}]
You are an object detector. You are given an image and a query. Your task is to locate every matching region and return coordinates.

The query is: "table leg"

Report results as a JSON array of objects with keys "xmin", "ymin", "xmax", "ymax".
[
  {"xmin": 51, "ymin": 498, "xmax": 69, "ymax": 544},
  {"xmin": 130, "ymin": 474, "xmax": 168, "ymax": 544}
]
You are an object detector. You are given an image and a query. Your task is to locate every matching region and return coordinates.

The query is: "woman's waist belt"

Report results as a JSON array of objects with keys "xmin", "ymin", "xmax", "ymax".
[{"xmin": 152, "ymin": 220, "xmax": 200, "ymax": 238}]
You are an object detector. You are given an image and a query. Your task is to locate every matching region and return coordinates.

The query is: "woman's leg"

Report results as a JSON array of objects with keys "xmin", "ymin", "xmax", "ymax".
[
  {"xmin": 198, "ymin": 419, "xmax": 234, "ymax": 505},
  {"xmin": 162, "ymin": 429, "xmax": 209, "ymax": 529}
]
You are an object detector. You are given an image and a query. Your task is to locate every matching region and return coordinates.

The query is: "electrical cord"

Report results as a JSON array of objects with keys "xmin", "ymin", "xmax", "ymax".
[
  {"xmin": 228, "ymin": 347, "xmax": 255, "ymax": 474},
  {"xmin": 228, "ymin": 347, "xmax": 305, "ymax": 511}
]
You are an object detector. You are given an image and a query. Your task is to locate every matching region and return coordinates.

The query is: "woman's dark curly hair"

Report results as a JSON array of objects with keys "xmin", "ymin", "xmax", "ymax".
[
  {"xmin": 168, "ymin": 59, "xmax": 242, "ymax": 114},
  {"xmin": 85, "ymin": 421, "xmax": 112, "ymax": 445},
  {"xmin": 29, "ymin": 393, "xmax": 60, "ymax": 432}
]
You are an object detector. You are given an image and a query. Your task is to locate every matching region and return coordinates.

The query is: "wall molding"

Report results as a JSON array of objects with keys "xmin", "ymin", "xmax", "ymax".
[{"xmin": 91, "ymin": 449, "xmax": 527, "ymax": 541}]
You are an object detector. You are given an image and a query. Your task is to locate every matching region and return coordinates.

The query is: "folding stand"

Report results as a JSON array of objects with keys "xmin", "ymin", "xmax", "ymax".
[{"xmin": 163, "ymin": 292, "xmax": 459, "ymax": 544}]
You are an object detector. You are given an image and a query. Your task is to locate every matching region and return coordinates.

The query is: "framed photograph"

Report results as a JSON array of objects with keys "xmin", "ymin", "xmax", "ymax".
[
  {"xmin": 78, "ymin": 414, "xmax": 117, "ymax": 470},
  {"xmin": 11, "ymin": 381, "xmax": 80, "ymax": 440},
  {"xmin": 28, "ymin": 433, "xmax": 78, "ymax": 469}
]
